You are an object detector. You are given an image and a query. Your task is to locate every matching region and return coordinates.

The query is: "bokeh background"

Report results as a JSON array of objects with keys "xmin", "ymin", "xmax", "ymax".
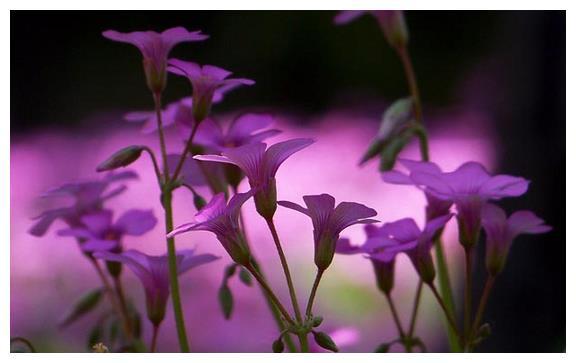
[{"xmin": 11, "ymin": 11, "xmax": 565, "ymax": 352}]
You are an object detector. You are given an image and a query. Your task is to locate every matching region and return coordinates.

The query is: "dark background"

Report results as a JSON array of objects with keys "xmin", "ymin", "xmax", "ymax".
[{"xmin": 11, "ymin": 10, "xmax": 565, "ymax": 352}]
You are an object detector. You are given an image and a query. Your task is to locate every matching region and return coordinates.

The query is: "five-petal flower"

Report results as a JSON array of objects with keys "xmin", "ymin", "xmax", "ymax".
[
  {"xmin": 279, "ymin": 194, "xmax": 378, "ymax": 271},
  {"xmin": 167, "ymin": 59, "xmax": 255, "ymax": 122},
  {"xmin": 103, "ymin": 27, "xmax": 209, "ymax": 93},
  {"xmin": 194, "ymin": 139, "xmax": 314, "ymax": 219},
  {"xmin": 382, "ymin": 159, "xmax": 529, "ymax": 247},
  {"xmin": 168, "ymin": 191, "xmax": 254, "ymax": 265}
]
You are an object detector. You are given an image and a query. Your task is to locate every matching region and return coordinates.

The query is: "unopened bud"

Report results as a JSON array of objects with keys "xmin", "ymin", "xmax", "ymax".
[
  {"xmin": 96, "ymin": 145, "xmax": 145, "ymax": 172},
  {"xmin": 312, "ymin": 331, "xmax": 339, "ymax": 352}
]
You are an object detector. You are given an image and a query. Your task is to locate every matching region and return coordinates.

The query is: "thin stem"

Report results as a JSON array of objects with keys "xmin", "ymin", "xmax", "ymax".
[
  {"xmin": 298, "ymin": 333, "xmax": 309, "ymax": 353},
  {"xmin": 142, "ymin": 146, "xmax": 162, "ymax": 186},
  {"xmin": 170, "ymin": 121, "xmax": 201, "ymax": 185},
  {"xmin": 163, "ymin": 192, "xmax": 190, "ymax": 352},
  {"xmin": 397, "ymin": 46, "xmax": 423, "ymax": 129},
  {"xmin": 471, "ymin": 275, "xmax": 496, "ymax": 340},
  {"xmin": 150, "ymin": 324, "xmax": 160, "ymax": 353},
  {"xmin": 153, "ymin": 92, "xmax": 169, "ymax": 182},
  {"xmin": 113, "ymin": 276, "xmax": 133, "ymax": 337},
  {"xmin": 265, "ymin": 218, "xmax": 303, "ymax": 323},
  {"xmin": 407, "ymin": 280, "xmax": 423, "ymax": 338},
  {"xmin": 245, "ymin": 263, "xmax": 295, "ymax": 326},
  {"xmin": 464, "ymin": 247, "xmax": 474, "ymax": 344},
  {"xmin": 384, "ymin": 293, "xmax": 406, "ymax": 339},
  {"xmin": 305, "ymin": 269, "xmax": 324, "ymax": 317},
  {"xmin": 427, "ymin": 283, "xmax": 460, "ymax": 342},
  {"xmin": 89, "ymin": 257, "xmax": 132, "ymax": 340}
]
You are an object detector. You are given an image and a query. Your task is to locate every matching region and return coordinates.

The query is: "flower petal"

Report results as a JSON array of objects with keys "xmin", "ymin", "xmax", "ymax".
[
  {"xmin": 335, "ymin": 238, "xmax": 362, "ymax": 255},
  {"xmin": 302, "ymin": 194, "xmax": 336, "ymax": 230},
  {"xmin": 80, "ymin": 210, "xmax": 113, "ymax": 236},
  {"xmin": 263, "ymin": 138, "xmax": 314, "ymax": 177},
  {"xmin": 116, "ymin": 209, "xmax": 157, "ymax": 236},
  {"xmin": 380, "ymin": 218, "xmax": 421, "ymax": 242},
  {"xmin": 177, "ymin": 250, "xmax": 220, "ymax": 274},
  {"xmin": 228, "ymin": 113, "xmax": 275, "ymax": 139},
  {"xmin": 278, "ymin": 200, "xmax": 310, "ymax": 216},
  {"xmin": 508, "ymin": 210, "xmax": 552, "ymax": 236},
  {"xmin": 334, "ymin": 10, "xmax": 367, "ymax": 25},
  {"xmin": 331, "ymin": 201, "xmax": 378, "ymax": 232},
  {"xmin": 381, "ymin": 170, "xmax": 413, "ymax": 185},
  {"xmin": 219, "ymin": 143, "xmax": 267, "ymax": 181},
  {"xmin": 479, "ymin": 175, "xmax": 530, "ymax": 199}
]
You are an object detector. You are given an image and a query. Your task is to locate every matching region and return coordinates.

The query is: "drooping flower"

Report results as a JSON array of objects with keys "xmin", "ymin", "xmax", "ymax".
[
  {"xmin": 102, "ymin": 27, "xmax": 209, "ymax": 93},
  {"xmin": 481, "ymin": 204, "xmax": 551, "ymax": 276},
  {"xmin": 382, "ymin": 159, "xmax": 529, "ymax": 247},
  {"xmin": 194, "ymin": 139, "xmax": 314, "ymax": 219},
  {"xmin": 167, "ymin": 59, "xmax": 255, "ymax": 122},
  {"xmin": 57, "ymin": 209, "xmax": 157, "ymax": 253},
  {"xmin": 29, "ymin": 171, "xmax": 138, "ymax": 237},
  {"xmin": 94, "ymin": 249, "xmax": 219, "ymax": 325},
  {"xmin": 334, "ymin": 11, "xmax": 408, "ymax": 49},
  {"xmin": 168, "ymin": 191, "xmax": 254, "ymax": 266},
  {"xmin": 278, "ymin": 194, "xmax": 378, "ymax": 271}
]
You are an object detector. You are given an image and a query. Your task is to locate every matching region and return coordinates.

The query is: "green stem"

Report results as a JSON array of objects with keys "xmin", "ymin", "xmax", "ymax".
[
  {"xmin": 245, "ymin": 263, "xmax": 295, "ymax": 326},
  {"xmin": 464, "ymin": 247, "xmax": 474, "ymax": 348},
  {"xmin": 153, "ymin": 93, "xmax": 190, "ymax": 352},
  {"xmin": 470, "ymin": 275, "xmax": 495, "ymax": 348},
  {"xmin": 305, "ymin": 269, "xmax": 324, "ymax": 317},
  {"xmin": 407, "ymin": 280, "xmax": 423, "ymax": 338},
  {"xmin": 150, "ymin": 324, "xmax": 160, "ymax": 353},
  {"xmin": 433, "ymin": 236, "xmax": 460, "ymax": 351},
  {"xmin": 427, "ymin": 283, "xmax": 461, "ymax": 345},
  {"xmin": 153, "ymin": 93, "xmax": 169, "ymax": 182},
  {"xmin": 397, "ymin": 46, "xmax": 423, "ymax": 129},
  {"xmin": 385, "ymin": 293, "xmax": 406, "ymax": 340},
  {"xmin": 265, "ymin": 218, "xmax": 303, "ymax": 323},
  {"xmin": 113, "ymin": 276, "xmax": 133, "ymax": 338},
  {"xmin": 142, "ymin": 146, "xmax": 163, "ymax": 186},
  {"xmin": 298, "ymin": 333, "xmax": 309, "ymax": 353}
]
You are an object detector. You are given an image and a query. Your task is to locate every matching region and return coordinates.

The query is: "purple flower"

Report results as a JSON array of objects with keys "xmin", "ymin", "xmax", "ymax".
[
  {"xmin": 168, "ymin": 191, "xmax": 254, "ymax": 266},
  {"xmin": 342, "ymin": 215, "xmax": 452, "ymax": 284},
  {"xmin": 29, "ymin": 171, "xmax": 138, "ymax": 237},
  {"xmin": 334, "ymin": 11, "xmax": 408, "ymax": 49},
  {"xmin": 194, "ymin": 139, "xmax": 314, "ymax": 219},
  {"xmin": 278, "ymin": 194, "xmax": 378, "ymax": 271},
  {"xmin": 481, "ymin": 204, "xmax": 551, "ymax": 276},
  {"xmin": 382, "ymin": 159, "xmax": 529, "ymax": 247},
  {"xmin": 102, "ymin": 27, "xmax": 209, "ymax": 93},
  {"xmin": 57, "ymin": 209, "xmax": 157, "ymax": 253},
  {"xmin": 167, "ymin": 59, "xmax": 255, "ymax": 122},
  {"xmin": 94, "ymin": 249, "xmax": 219, "ymax": 325}
]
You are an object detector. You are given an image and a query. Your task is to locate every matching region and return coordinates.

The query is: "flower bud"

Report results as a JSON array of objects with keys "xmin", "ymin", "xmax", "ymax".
[
  {"xmin": 96, "ymin": 145, "xmax": 145, "ymax": 172},
  {"xmin": 312, "ymin": 331, "xmax": 339, "ymax": 352},
  {"xmin": 272, "ymin": 337, "xmax": 285, "ymax": 353},
  {"xmin": 254, "ymin": 181, "xmax": 278, "ymax": 220},
  {"xmin": 312, "ymin": 316, "xmax": 324, "ymax": 327}
]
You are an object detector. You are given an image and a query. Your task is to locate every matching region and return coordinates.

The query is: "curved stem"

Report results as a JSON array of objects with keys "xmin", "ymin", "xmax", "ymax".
[
  {"xmin": 305, "ymin": 269, "xmax": 324, "ymax": 317},
  {"xmin": 150, "ymin": 324, "xmax": 160, "ymax": 353},
  {"xmin": 397, "ymin": 46, "xmax": 423, "ymax": 130},
  {"xmin": 245, "ymin": 263, "xmax": 295, "ymax": 326},
  {"xmin": 142, "ymin": 146, "xmax": 162, "ymax": 186},
  {"xmin": 170, "ymin": 121, "xmax": 201, "ymax": 185},
  {"xmin": 471, "ymin": 275, "xmax": 496, "ymax": 341},
  {"xmin": 385, "ymin": 293, "xmax": 406, "ymax": 339},
  {"xmin": 265, "ymin": 218, "xmax": 303, "ymax": 323}
]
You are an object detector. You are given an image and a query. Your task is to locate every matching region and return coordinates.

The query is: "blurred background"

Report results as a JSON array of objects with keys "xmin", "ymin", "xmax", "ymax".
[{"xmin": 11, "ymin": 11, "xmax": 565, "ymax": 352}]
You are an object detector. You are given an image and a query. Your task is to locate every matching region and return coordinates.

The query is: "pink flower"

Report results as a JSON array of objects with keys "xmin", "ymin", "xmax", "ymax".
[
  {"xmin": 194, "ymin": 139, "xmax": 314, "ymax": 219},
  {"xmin": 481, "ymin": 204, "xmax": 551, "ymax": 276},
  {"xmin": 103, "ymin": 27, "xmax": 208, "ymax": 93},
  {"xmin": 94, "ymin": 249, "xmax": 219, "ymax": 325},
  {"xmin": 167, "ymin": 59, "xmax": 255, "ymax": 122},
  {"xmin": 29, "ymin": 171, "xmax": 138, "ymax": 237},
  {"xmin": 279, "ymin": 194, "xmax": 378, "ymax": 271},
  {"xmin": 382, "ymin": 159, "xmax": 529, "ymax": 247},
  {"xmin": 168, "ymin": 191, "xmax": 254, "ymax": 266}
]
